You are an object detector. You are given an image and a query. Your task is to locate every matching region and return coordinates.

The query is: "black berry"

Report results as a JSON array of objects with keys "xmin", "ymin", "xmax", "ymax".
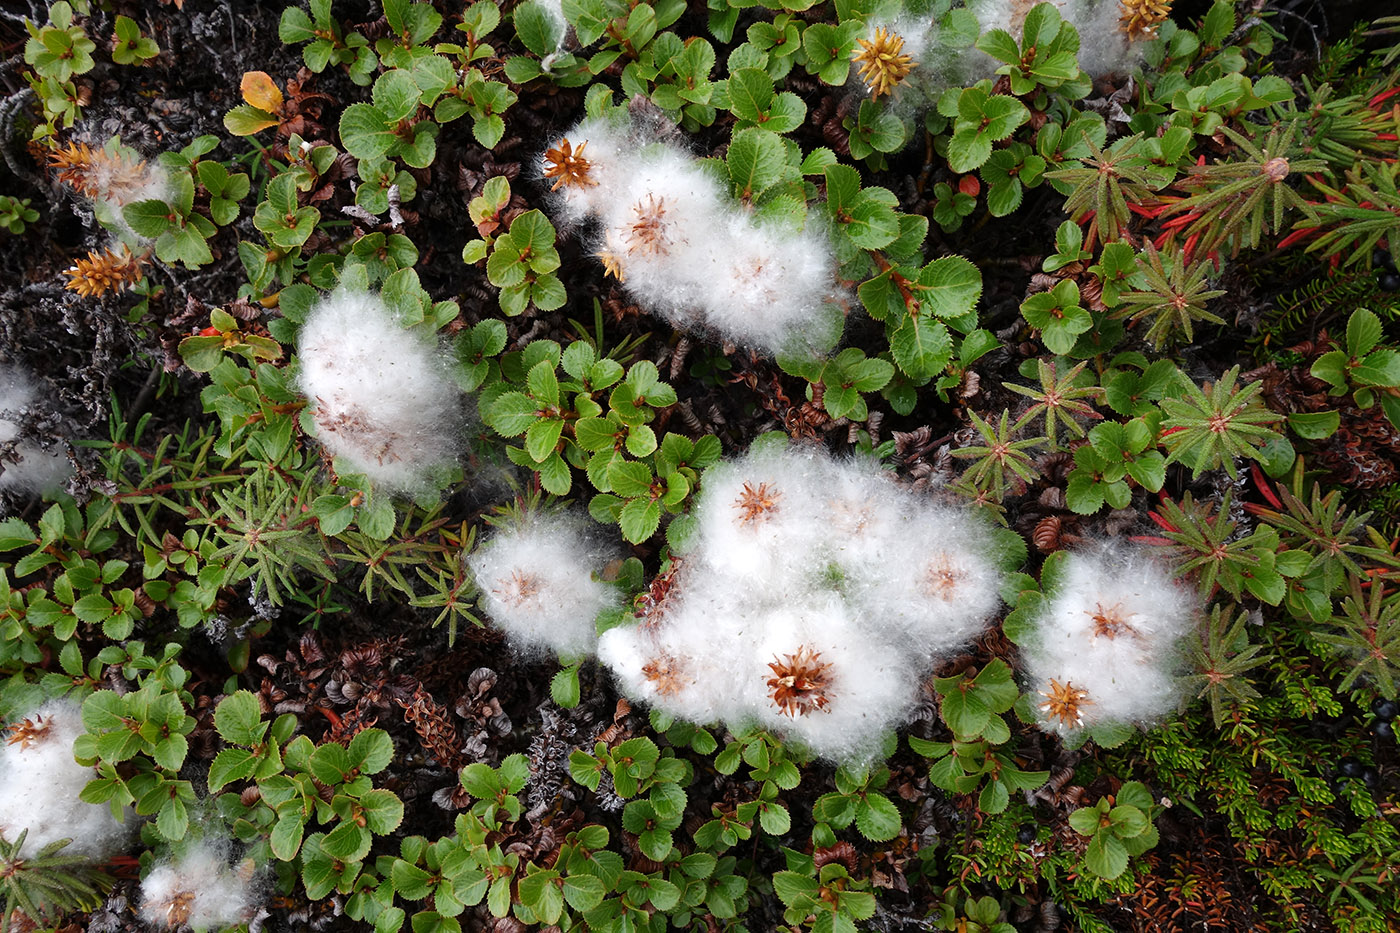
[
  {"xmin": 1373, "ymin": 248, "xmax": 1396, "ymax": 271},
  {"xmin": 1362, "ymin": 768, "xmax": 1379, "ymax": 789},
  {"xmin": 1371, "ymin": 698, "xmax": 1398, "ymax": 721},
  {"xmin": 1376, "ymin": 720, "xmax": 1395, "ymax": 739},
  {"xmin": 1339, "ymin": 757, "xmax": 1364, "ymax": 778},
  {"xmin": 1379, "ymin": 273, "xmax": 1400, "ymax": 292},
  {"xmin": 1017, "ymin": 826, "xmax": 1036, "ymax": 844}
]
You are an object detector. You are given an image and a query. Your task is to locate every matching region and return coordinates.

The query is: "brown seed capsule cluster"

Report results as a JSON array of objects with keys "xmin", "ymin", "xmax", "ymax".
[
  {"xmin": 625, "ymin": 195, "xmax": 671, "ymax": 257},
  {"xmin": 1087, "ymin": 602, "xmax": 1138, "ymax": 641},
  {"xmin": 767, "ymin": 645, "xmax": 834, "ymax": 717},
  {"xmin": 63, "ymin": 246, "xmax": 149, "ymax": 298},
  {"xmin": 852, "ymin": 27, "xmax": 917, "ymax": 101},
  {"xmin": 641, "ymin": 653, "xmax": 687, "ymax": 697},
  {"xmin": 543, "ymin": 138, "xmax": 595, "ymax": 191},
  {"xmin": 733, "ymin": 481, "xmax": 782, "ymax": 525},
  {"xmin": 48, "ymin": 141, "xmax": 149, "ymax": 201},
  {"xmin": 1118, "ymin": 0, "xmax": 1173, "ymax": 40},
  {"xmin": 1038, "ymin": 678, "xmax": 1091, "ymax": 729},
  {"xmin": 921, "ymin": 554, "xmax": 966, "ymax": 602},
  {"xmin": 3, "ymin": 715, "xmax": 52, "ymax": 750}
]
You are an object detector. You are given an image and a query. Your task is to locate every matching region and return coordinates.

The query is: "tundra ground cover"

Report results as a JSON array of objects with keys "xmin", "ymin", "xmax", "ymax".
[{"xmin": 1, "ymin": 1, "xmax": 1399, "ymax": 931}]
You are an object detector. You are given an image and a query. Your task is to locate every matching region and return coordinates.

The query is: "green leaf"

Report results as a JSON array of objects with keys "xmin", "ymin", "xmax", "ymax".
[
  {"xmin": 979, "ymin": 779, "xmax": 1011, "ymax": 814},
  {"xmin": 224, "ymin": 104, "xmax": 279, "ymax": 136},
  {"xmin": 1068, "ymin": 805, "xmax": 1102, "ymax": 836},
  {"xmin": 157, "ymin": 795, "xmax": 189, "ymax": 841},
  {"xmin": 562, "ymin": 873, "xmax": 605, "ymax": 912},
  {"xmin": 339, "ymin": 103, "xmax": 398, "ymax": 160},
  {"xmin": 1346, "ymin": 309, "xmax": 1383, "ymax": 358},
  {"xmin": 392, "ymin": 860, "xmax": 433, "ymax": 900},
  {"xmin": 460, "ymin": 763, "xmax": 500, "ymax": 801},
  {"xmin": 1084, "ymin": 831, "xmax": 1130, "ymax": 879},
  {"xmin": 1310, "ymin": 350, "xmax": 1348, "ymax": 391},
  {"xmin": 727, "ymin": 68, "xmax": 773, "ymax": 123},
  {"xmin": 373, "ymin": 68, "xmax": 423, "ymax": 121},
  {"xmin": 889, "ymin": 316, "xmax": 952, "ymax": 379},
  {"xmin": 619, "ymin": 497, "xmax": 661, "ymax": 543},
  {"xmin": 321, "ymin": 818, "xmax": 372, "ymax": 863},
  {"xmin": 727, "ymin": 127, "xmax": 786, "ymax": 200},
  {"xmin": 1354, "ymin": 350, "xmax": 1400, "ymax": 387},
  {"xmin": 918, "ymin": 255, "xmax": 983, "ymax": 319},
  {"xmin": 483, "ymin": 391, "xmax": 538, "ymax": 436},
  {"xmin": 855, "ymin": 793, "xmax": 900, "ymax": 841},
  {"xmin": 280, "ymin": 6, "xmax": 317, "ymax": 43},
  {"xmin": 835, "ymin": 201, "xmax": 893, "ymax": 255},
  {"xmin": 123, "ymin": 199, "xmax": 174, "ymax": 238},
  {"xmin": 772, "ymin": 871, "xmax": 818, "ymax": 907},
  {"xmin": 0, "ymin": 518, "xmax": 33, "ymax": 551},
  {"xmin": 609, "ymin": 461, "xmax": 654, "ymax": 499},
  {"xmin": 975, "ymin": 29, "xmax": 1021, "ymax": 64},
  {"xmin": 214, "ymin": 690, "xmax": 266, "ymax": 747},
  {"xmin": 207, "ymin": 747, "xmax": 257, "ymax": 791},
  {"xmin": 514, "ymin": 0, "xmax": 564, "ymax": 57},
  {"xmin": 551, "ymin": 665, "xmax": 581, "ymax": 707},
  {"xmin": 350, "ymin": 728, "xmax": 395, "ymax": 775},
  {"xmin": 1286, "ymin": 411, "xmax": 1340, "ymax": 440},
  {"xmin": 271, "ymin": 812, "xmax": 305, "ymax": 860},
  {"xmin": 625, "ymin": 424, "xmax": 657, "ymax": 458},
  {"xmin": 300, "ymin": 835, "xmax": 343, "ymax": 900},
  {"xmin": 524, "ymin": 417, "xmax": 564, "ymax": 463},
  {"xmin": 359, "ymin": 788, "xmax": 405, "ymax": 834},
  {"xmin": 537, "ymin": 452, "xmax": 571, "ymax": 495}
]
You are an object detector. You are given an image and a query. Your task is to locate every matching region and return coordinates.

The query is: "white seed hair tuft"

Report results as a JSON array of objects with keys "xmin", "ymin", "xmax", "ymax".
[
  {"xmin": 467, "ymin": 512, "xmax": 621, "ymax": 658},
  {"xmin": 539, "ymin": 118, "xmax": 839, "ymax": 357},
  {"xmin": 597, "ymin": 443, "xmax": 1006, "ymax": 761},
  {"xmin": 0, "ymin": 699, "xmax": 130, "ymax": 858},
  {"xmin": 0, "ymin": 365, "xmax": 72, "ymax": 497},
  {"xmin": 296, "ymin": 289, "xmax": 462, "ymax": 492},
  {"xmin": 139, "ymin": 841, "xmax": 261, "ymax": 932},
  {"xmin": 1025, "ymin": 544, "xmax": 1195, "ymax": 735}
]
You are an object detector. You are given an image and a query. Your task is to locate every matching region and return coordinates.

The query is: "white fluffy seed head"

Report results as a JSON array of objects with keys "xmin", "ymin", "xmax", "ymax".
[
  {"xmin": 966, "ymin": 0, "xmax": 1142, "ymax": 79},
  {"xmin": 1066, "ymin": 0, "xmax": 1147, "ymax": 75},
  {"xmin": 597, "ymin": 149, "xmax": 730, "ymax": 315},
  {"xmin": 1026, "ymin": 545, "xmax": 1195, "ymax": 734},
  {"xmin": 844, "ymin": 504, "xmax": 1003, "ymax": 655},
  {"xmin": 598, "ymin": 442, "xmax": 1004, "ymax": 762},
  {"xmin": 467, "ymin": 513, "xmax": 620, "ymax": 658},
  {"xmin": 0, "ymin": 699, "xmax": 130, "ymax": 858},
  {"xmin": 754, "ymin": 600, "xmax": 917, "ymax": 761},
  {"xmin": 1040, "ymin": 544, "xmax": 1196, "ymax": 647},
  {"xmin": 542, "ymin": 116, "xmax": 838, "ymax": 357},
  {"xmin": 0, "ymin": 366, "xmax": 72, "ymax": 496},
  {"xmin": 689, "ymin": 444, "xmax": 831, "ymax": 592},
  {"xmin": 296, "ymin": 290, "xmax": 462, "ymax": 492},
  {"xmin": 541, "ymin": 116, "xmax": 633, "ymax": 225},
  {"xmin": 700, "ymin": 217, "xmax": 838, "ymax": 356},
  {"xmin": 598, "ymin": 596, "xmax": 756, "ymax": 726},
  {"xmin": 139, "ymin": 842, "xmax": 260, "ymax": 932}
]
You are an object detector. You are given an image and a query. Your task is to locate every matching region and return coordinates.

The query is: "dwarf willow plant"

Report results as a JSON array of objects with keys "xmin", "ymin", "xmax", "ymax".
[{"xmin": 13, "ymin": 0, "xmax": 1400, "ymax": 930}]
